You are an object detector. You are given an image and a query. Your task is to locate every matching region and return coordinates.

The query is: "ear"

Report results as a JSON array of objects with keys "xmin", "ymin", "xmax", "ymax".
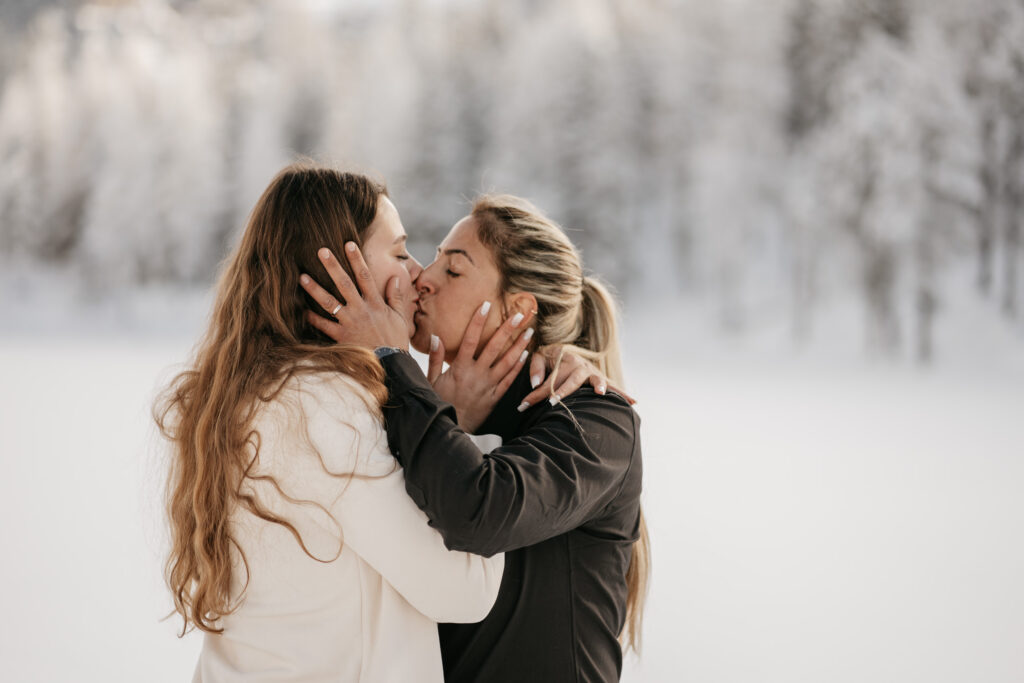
[{"xmin": 503, "ymin": 291, "xmax": 538, "ymax": 322}]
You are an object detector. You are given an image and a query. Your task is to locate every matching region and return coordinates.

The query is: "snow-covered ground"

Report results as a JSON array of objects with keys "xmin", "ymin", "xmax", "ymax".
[{"xmin": 1, "ymin": 287, "xmax": 1022, "ymax": 682}]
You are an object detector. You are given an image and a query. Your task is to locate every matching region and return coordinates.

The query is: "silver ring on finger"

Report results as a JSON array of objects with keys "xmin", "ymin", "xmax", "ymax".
[{"xmin": 331, "ymin": 303, "xmax": 342, "ymax": 316}]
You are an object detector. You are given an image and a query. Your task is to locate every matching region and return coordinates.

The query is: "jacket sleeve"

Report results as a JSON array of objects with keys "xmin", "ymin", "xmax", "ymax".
[
  {"xmin": 379, "ymin": 352, "xmax": 639, "ymax": 557},
  {"xmin": 298, "ymin": 373, "xmax": 504, "ymax": 623}
]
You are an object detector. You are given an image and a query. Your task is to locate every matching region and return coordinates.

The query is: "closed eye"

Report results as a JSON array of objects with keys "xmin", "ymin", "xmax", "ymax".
[{"xmin": 446, "ymin": 269, "xmax": 460, "ymax": 278}]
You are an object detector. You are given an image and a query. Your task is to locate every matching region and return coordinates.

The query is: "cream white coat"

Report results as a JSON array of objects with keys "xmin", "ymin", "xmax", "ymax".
[{"xmin": 192, "ymin": 371, "xmax": 504, "ymax": 682}]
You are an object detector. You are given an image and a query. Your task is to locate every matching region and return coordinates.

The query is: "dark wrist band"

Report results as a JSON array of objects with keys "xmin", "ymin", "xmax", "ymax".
[{"xmin": 373, "ymin": 346, "xmax": 407, "ymax": 360}]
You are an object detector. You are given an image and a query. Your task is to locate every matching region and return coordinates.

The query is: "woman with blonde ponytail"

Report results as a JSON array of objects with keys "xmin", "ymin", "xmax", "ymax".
[
  {"xmin": 304, "ymin": 193, "xmax": 648, "ymax": 683},
  {"xmin": 154, "ymin": 163, "xmax": 504, "ymax": 682}
]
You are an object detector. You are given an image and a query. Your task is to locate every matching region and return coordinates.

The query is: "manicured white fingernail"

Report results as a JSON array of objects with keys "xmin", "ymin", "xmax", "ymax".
[
  {"xmin": 480, "ymin": 301, "xmax": 491, "ymax": 316},
  {"xmin": 523, "ymin": 327, "xmax": 534, "ymax": 342},
  {"xmin": 518, "ymin": 350, "xmax": 528, "ymax": 364},
  {"xmin": 517, "ymin": 401, "xmax": 530, "ymax": 412},
  {"xmin": 430, "ymin": 334, "xmax": 439, "ymax": 352},
  {"xmin": 319, "ymin": 248, "xmax": 331, "ymax": 260},
  {"xmin": 549, "ymin": 394, "xmax": 561, "ymax": 406},
  {"xmin": 510, "ymin": 312, "xmax": 524, "ymax": 327},
  {"xmin": 300, "ymin": 274, "xmax": 310, "ymax": 285},
  {"xmin": 346, "ymin": 242, "xmax": 357, "ymax": 252},
  {"xmin": 597, "ymin": 384, "xmax": 607, "ymax": 395},
  {"xmin": 531, "ymin": 374, "xmax": 542, "ymax": 388}
]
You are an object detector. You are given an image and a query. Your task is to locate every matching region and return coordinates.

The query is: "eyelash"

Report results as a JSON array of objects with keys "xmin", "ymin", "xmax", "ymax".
[
  {"xmin": 396, "ymin": 254, "xmax": 410, "ymax": 261},
  {"xmin": 446, "ymin": 269, "xmax": 460, "ymax": 278}
]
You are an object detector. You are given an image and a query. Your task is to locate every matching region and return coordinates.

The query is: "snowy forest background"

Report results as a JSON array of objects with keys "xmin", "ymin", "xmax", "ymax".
[
  {"xmin": 1, "ymin": 0, "xmax": 1023, "ymax": 362},
  {"xmin": 2, "ymin": 2, "xmax": 1024, "ymax": 683}
]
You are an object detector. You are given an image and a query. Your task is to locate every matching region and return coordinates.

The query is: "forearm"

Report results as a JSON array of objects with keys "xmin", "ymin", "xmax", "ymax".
[
  {"xmin": 336, "ymin": 467, "xmax": 504, "ymax": 622},
  {"xmin": 378, "ymin": 353, "xmax": 630, "ymax": 556},
  {"xmin": 299, "ymin": 369, "xmax": 505, "ymax": 619},
  {"xmin": 379, "ymin": 353, "xmax": 517, "ymax": 554}
]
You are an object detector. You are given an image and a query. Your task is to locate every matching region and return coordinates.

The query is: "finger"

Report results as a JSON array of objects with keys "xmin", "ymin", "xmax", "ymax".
[
  {"xmin": 528, "ymin": 353, "xmax": 546, "ymax": 391},
  {"xmin": 455, "ymin": 301, "xmax": 490, "ymax": 362},
  {"xmin": 548, "ymin": 347, "xmax": 585, "ymax": 384},
  {"xmin": 490, "ymin": 325, "xmax": 534, "ymax": 382},
  {"xmin": 427, "ymin": 334, "xmax": 445, "ymax": 383},
  {"xmin": 316, "ymin": 248, "xmax": 363, "ymax": 309},
  {"xmin": 478, "ymin": 309, "xmax": 531, "ymax": 368},
  {"xmin": 519, "ymin": 376, "xmax": 554, "ymax": 411},
  {"xmin": 342, "ymin": 241, "xmax": 384, "ymax": 305},
  {"xmin": 300, "ymin": 272, "xmax": 346, "ymax": 318},
  {"xmin": 607, "ymin": 383, "xmax": 638, "ymax": 405},
  {"xmin": 497, "ymin": 347, "xmax": 529, "ymax": 403},
  {"xmin": 551, "ymin": 365, "xmax": 591, "ymax": 405},
  {"xmin": 588, "ymin": 374, "xmax": 608, "ymax": 396},
  {"xmin": 306, "ymin": 311, "xmax": 345, "ymax": 343}
]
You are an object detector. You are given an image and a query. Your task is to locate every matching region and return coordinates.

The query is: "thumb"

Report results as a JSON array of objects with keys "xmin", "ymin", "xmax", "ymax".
[
  {"xmin": 427, "ymin": 334, "xmax": 445, "ymax": 383},
  {"xmin": 385, "ymin": 276, "xmax": 404, "ymax": 310}
]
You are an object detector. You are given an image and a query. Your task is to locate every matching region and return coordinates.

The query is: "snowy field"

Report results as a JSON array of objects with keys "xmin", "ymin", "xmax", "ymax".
[
  {"xmin": 1, "ymin": 293, "xmax": 1022, "ymax": 683},
  {"xmin": 3, "ymin": 0, "xmax": 1023, "ymax": 679}
]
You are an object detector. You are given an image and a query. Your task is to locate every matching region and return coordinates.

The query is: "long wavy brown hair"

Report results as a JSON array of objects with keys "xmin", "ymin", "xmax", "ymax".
[{"xmin": 154, "ymin": 162, "xmax": 389, "ymax": 635}]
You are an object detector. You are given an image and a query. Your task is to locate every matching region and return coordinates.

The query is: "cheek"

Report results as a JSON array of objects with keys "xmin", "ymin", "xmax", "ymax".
[
  {"xmin": 375, "ymin": 263, "xmax": 411, "ymax": 298},
  {"xmin": 431, "ymin": 302, "xmax": 458, "ymax": 348},
  {"xmin": 438, "ymin": 291, "xmax": 486, "ymax": 351}
]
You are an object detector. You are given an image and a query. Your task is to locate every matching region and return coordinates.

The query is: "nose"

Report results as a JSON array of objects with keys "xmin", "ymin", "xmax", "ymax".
[
  {"xmin": 406, "ymin": 255, "xmax": 424, "ymax": 282},
  {"xmin": 415, "ymin": 260, "xmax": 437, "ymax": 296}
]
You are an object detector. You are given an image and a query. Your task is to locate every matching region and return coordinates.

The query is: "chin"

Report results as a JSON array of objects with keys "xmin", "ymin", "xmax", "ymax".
[{"xmin": 410, "ymin": 325, "xmax": 431, "ymax": 354}]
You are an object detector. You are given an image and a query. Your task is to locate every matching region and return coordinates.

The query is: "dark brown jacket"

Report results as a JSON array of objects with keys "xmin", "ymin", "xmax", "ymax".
[{"xmin": 378, "ymin": 352, "xmax": 643, "ymax": 683}]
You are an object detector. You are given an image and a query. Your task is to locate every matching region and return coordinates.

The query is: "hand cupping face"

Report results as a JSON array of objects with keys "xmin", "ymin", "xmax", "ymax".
[
  {"xmin": 299, "ymin": 196, "xmax": 421, "ymax": 350},
  {"xmin": 300, "ymin": 242, "xmax": 413, "ymax": 351},
  {"xmin": 426, "ymin": 301, "xmax": 536, "ymax": 433}
]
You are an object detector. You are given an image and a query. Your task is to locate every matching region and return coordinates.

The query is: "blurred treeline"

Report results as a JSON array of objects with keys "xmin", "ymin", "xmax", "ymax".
[{"xmin": 0, "ymin": 0, "xmax": 1021, "ymax": 360}]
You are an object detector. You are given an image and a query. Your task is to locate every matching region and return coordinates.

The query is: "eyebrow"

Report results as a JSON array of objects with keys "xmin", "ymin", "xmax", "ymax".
[
  {"xmin": 392, "ymin": 235, "xmax": 407, "ymax": 245},
  {"xmin": 437, "ymin": 247, "xmax": 476, "ymax": 266}
]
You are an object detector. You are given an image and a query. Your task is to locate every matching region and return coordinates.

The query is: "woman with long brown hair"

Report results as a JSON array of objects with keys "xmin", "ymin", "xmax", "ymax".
[
  {"xmin": 154, "ymin": 162, "xmax": 506, "ymax": 682},
  {"xmin": 303, "ymin": 193, "xmax": 649, "ymax": 683}
]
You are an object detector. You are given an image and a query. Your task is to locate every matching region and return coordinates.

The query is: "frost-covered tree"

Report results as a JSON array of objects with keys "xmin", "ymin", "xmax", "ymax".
[
  {"xmin": 0, "ymin": 0, "xmax": 1020, "ymax": 360},
  {"xmin": 73, "ymin": 2, "xmax": 226, "ymax": 285},
  {"xmin": 959, "ymin": 0, "xmax": 1024, "ymax": 315},
  {"xmin": 688, "ymin": 0, "xmax": 789, "ymax": 332},
  {"xmin": 784, "ymin": 0, "xmax": 983, "ymax": 359},
  {"xmin": 385, "ymin": 0, "xmax": 499, "ymax": 247},
  {"xmin": 611, "ymin": 0, "xmax": 696, "ymax": 300},
  {"xmin": 0, "ymin": 10, "xmax": 86, "ymax": 261},
  {"xmin": 482, "ymin": 0, "xmax": 630, "ymax": 286}
]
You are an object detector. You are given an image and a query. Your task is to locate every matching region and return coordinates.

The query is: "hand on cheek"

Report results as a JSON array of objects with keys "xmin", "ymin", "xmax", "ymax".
[
  {"xmin": 299, "ymin": 243, "xmax": 412, "ymax": 350},
  {"xmin": 428, "ymin": 300, "xmax": 534, "ymax": 432}
]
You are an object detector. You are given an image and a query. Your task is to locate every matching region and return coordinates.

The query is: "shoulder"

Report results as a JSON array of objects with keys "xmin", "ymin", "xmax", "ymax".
[
  {"xmin": 266, "ymin": 369, "xmax": 392, "ymax": 476},
  {"xmin": 560, "ymin": 387, "xmax": 642, "ymax": 495},
  {"xmin": 289, "ymin": 370, "xmax": 382, "ymax": 420},
  {"xmin": 515, "ymin": 386, "xmax": 639, "ymax": 462},
  {"xmin": 560, "ymin": 386, "xmax": 639, "ymax": 438}
]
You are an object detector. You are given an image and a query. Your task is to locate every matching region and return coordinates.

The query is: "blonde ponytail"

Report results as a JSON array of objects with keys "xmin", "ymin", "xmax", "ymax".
[{"xmin": 578, "ymin": 276, "xmax": 624, "ymax": 385}]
